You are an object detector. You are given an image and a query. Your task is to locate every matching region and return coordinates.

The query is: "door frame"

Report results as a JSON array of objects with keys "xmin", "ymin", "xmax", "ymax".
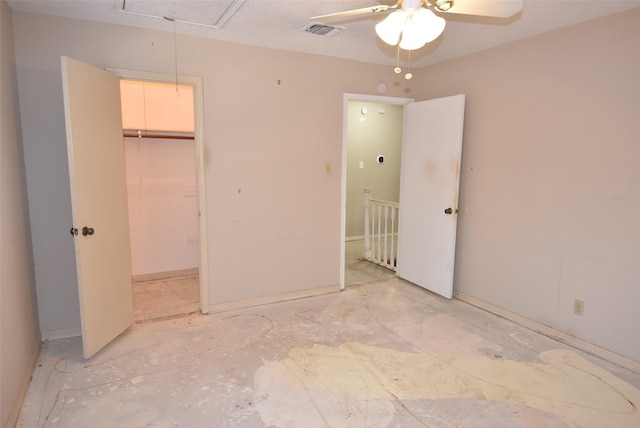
[
  {"xmin": 109, "ymin": 68, "xmax": 209, "ymax": 313},
  {"xmin": 340, "ymin": 93, "xmax": 414, "ymax": 290}
]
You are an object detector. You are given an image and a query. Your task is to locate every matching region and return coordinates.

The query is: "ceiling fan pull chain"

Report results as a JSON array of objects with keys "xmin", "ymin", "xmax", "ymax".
[{"xmin": 172, "ymin": 14, "xmax": 179, "ymax": 91}]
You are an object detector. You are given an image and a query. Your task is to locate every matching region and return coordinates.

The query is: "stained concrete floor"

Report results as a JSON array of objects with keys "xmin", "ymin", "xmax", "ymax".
[{"xmin": 17, "ymin": 242, "xmax": 640, "ymax": 427}]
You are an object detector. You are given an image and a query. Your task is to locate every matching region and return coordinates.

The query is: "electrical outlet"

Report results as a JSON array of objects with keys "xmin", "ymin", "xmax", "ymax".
[{"xmin": 573, "ymin": 299, "xmax": 584, "ymax": 316}]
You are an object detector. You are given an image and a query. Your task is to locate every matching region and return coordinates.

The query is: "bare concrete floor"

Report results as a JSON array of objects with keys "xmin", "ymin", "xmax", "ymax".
[
  {"xmin": 17, "ymin": 245, "xmax": 640, "ymax": 427},
  {"xmin": 133, "ymin": 275, "xmax": 200, "ymax": 322},
  {"xmin": 344, "ymin": 240, "xmax": 397, "ymax": 287}
]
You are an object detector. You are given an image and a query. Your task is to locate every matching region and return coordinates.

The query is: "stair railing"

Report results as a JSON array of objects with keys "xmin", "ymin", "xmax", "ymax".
[{"xmin": 363, "ymin": 192, "xmax": 398, "ymax": 271}]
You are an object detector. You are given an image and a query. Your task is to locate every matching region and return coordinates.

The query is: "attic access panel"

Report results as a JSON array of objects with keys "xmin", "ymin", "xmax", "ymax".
[{"xmin": 117, "ymin": 0, "xmax": 245, "ymax": 28}]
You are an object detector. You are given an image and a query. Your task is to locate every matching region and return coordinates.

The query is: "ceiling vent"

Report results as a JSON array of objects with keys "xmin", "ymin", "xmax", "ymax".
[{"xmin": 302, "ymin": 23, "xmax": 344, "ymax": 36}]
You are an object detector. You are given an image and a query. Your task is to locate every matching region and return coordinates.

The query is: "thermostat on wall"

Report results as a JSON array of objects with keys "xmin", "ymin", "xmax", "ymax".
[{"xmin": 376, "ymin": 155, "xmax": 384, "ymax": 164}]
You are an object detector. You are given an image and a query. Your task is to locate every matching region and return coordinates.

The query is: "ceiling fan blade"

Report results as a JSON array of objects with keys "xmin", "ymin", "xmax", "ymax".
[
  {"xmin": 437, "ymin": 0, "xmax": 524, "ymax": 18},
  {"xmin": 311, "ymin": 4, "xmax": 396, "ymax": 21}
]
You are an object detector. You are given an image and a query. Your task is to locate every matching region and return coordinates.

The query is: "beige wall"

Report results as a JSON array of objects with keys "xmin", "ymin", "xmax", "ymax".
[
  {"xmin": 0, "ymin": 1, "xmax": 41, "ymax": 426},
  {"xmin": 11, "ymin": 11, "xmax": 415, "ymax": 333},
  {"xmin": 346, "ymin": 101, "xmax": 403, "ymax": 238},
  {"xmin": 414, "ymin": 9, "xmax": 640, "ymax": 361},
  {"xmin": 120, "ymin": 80, "xmax": 195, "ymax": 132},
  {"xmin": 125, "ymin": 137, "xmax": 199, "ymax": 276},
  {"xmin": 10, "ymin": 6, "xmax": 640, "ymax": 365}
]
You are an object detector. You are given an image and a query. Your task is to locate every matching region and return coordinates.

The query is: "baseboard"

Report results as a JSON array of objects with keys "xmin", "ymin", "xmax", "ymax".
[
  {"xmin": 41, "ymin": 327, "xmax": 81, "ymax": 341},
  {"xmin": 132, "ymin": 267, "xmax": 199, "ymax": 283},
  {"xmin": 208, "ymin": 284, "xmax": 340, "ymax": 314},
  {"xmin": 5, "ymin": 342, "xmax": 41, "ymax": 428},
  {"xmin": 454, "ymin": 290, "xmax": 640, "ymax": 374}
]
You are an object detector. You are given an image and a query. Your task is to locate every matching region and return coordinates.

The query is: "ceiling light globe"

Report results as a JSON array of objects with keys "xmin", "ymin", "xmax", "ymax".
[
  {"xmin": 375, "ymin": 10, "xmax": 406, "ymax": 45},
  {"xmin": 399, "ymin": 8, "xmax": 446, "ymax": 50}
]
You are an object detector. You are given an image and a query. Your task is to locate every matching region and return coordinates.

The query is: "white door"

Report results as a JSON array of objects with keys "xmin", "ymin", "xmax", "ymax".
[
  {"xmin": 61, "ymin": 57, "xmax": 133, "ymax": 358},
  {"xmin": 396, "ymin": 95, "xmax": 466, "ymax": 298}
]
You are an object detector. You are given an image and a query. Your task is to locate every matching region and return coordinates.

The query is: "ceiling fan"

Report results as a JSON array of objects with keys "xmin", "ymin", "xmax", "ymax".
[{"xmin": 311, "ymin": 0, "xmax": 524, "ymax": 78}]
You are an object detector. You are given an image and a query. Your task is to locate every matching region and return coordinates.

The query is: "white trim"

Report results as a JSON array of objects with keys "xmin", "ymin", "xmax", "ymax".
[
  {"xmin": 345, "ymin": 235, "xmax": 364, "ymax": 242},
  {"xmin": 340, "ymin": 93, "xmax": 414, "ymax": 290},
  {"xmin": 108, "ymin": 68, "xmax": 210, "ymax": 314},
  {"xmin": 132, "ymin": 268, "xmax": 198, "ymax": 283},
  {"xmin": 41, "ymin": 327, "xmax": 82, "ymax": 341},
  {"xmin": 454, "ymin": 291, "xmax": 640, "ymax": 374},
  {"xmin": 208, "ymin": 285, "xmax": 340, "ymax": 314}
]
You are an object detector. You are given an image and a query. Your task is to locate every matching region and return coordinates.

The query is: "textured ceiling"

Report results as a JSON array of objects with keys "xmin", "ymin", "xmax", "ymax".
[{"xmin": 8, "ymin": 0, "xmax": 640, "ymax": 68}]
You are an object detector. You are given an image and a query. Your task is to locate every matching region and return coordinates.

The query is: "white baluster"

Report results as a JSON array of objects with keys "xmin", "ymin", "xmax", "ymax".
[
  {"xmin": 361, "ymin": 195, "xmax": 399, "ymax": 271},
  {"xmin": 363, "ymin": 193, "xmax": 371, "ymax": 259},
  {"xmin": 390, "ymin": 206, "xmax": 397, "ymax": 270},
  {"xmin": 383, "ymin": 205, "xmax": 389, "ymax": 268},
  {"xmin": 376, "ymin": 204, "xmax": 382, "ymax": 263}
]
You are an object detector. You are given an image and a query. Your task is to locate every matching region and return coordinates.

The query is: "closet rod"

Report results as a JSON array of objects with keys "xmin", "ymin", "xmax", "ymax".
[{"xmin": 123, "ymin": 131, "xmax": 195, "ymax": 140}]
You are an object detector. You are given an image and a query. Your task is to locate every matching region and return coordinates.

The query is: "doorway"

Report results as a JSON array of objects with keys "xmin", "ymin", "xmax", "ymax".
[
  {"xmin": 120, "ymin": 79, "xmax": 199, "ymax": 321},
  {"xmin": 340, "ymin": 94, "xmax": 414, "ymax": 289},
  {"xmin": 62, "ymin": 58, "xmax": 209, "ymax": 357},
  {"xmin": 111, "ymin": 68, "xmax": 209, "ymax": 315}
]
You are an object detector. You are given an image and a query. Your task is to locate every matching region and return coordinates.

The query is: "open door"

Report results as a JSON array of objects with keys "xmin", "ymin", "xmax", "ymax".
[
  {"xmin": 396, "ymin": 95, "xmax": 466, "ymax": 299},
  {"xmin": 61, "ymin": 57, "xmax": 133, "ymax": 358}
]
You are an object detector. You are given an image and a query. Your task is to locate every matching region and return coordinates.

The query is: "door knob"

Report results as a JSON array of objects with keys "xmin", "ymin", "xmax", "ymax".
[
  {"xmin": 82, "ymin": 226, "xmax": 95, "ymax": 236},
  {"xmin": 444, "ymin": 208, "xmax": 453, "ymax": 214},
  {"xmin": 70, "ymin": 227, "xmax": 78, "ymax": 236}
]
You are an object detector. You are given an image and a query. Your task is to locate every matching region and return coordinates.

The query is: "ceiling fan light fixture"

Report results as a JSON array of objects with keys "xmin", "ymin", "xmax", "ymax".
[
  {"xmin": 377, "ymin": 7, "xmax": 445, "ymax": 51},
  {"xmin": 399, "ymin": 8, "xmax": 446, "ymax": 50},
  {"xmin": 375, "ymin": 10, "xmax": 406, "ymax": 45}
]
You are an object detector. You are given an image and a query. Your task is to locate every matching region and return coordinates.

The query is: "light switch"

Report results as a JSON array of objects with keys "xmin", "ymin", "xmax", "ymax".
[{"xmin": 359, "ymin": 161, "xmax": 364, "ymax": 169}]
